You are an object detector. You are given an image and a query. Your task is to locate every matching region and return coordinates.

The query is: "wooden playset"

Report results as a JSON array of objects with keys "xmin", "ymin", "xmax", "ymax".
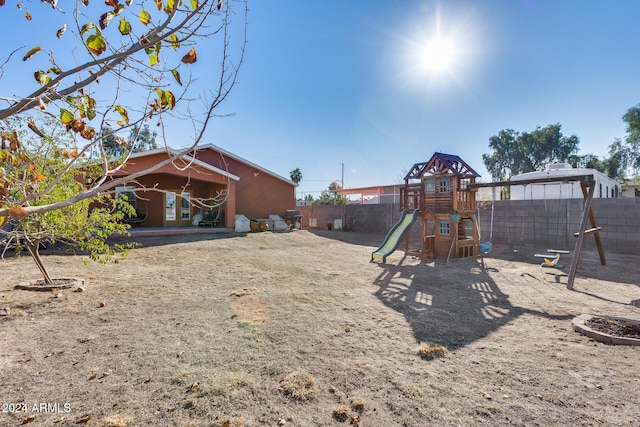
[
  {"xmin": 375, "ymin": 151, "xmax": 606, "ymax": 291},
  {"xmin": 399, "ymin": 152, "xmax": 482, "ymax": 260}
]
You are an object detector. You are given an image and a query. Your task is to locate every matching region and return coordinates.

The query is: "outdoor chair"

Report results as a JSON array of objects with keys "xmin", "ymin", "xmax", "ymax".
[{"xmin": 198, "ymin": 208, "xmax": 220, "ymax": 227}]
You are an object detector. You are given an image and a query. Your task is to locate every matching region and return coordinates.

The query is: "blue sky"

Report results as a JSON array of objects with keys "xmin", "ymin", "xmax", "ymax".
[
  {"xmin": 1, "ymin": 1, "xmax": 639, "ymax": 199},
  {"xmin": 207, "ymin": 0, "xmax": 640, "ymax": 198}
]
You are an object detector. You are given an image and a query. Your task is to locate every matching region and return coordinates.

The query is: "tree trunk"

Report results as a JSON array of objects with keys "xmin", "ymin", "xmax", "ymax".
[{"xmin": 25, "ymin": 239, "xmax": 53, "ymax": 285}]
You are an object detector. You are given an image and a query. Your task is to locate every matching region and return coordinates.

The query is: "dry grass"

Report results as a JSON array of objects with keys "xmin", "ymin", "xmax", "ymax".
[
  {"xmin": 417, "ymin": 342, "xmax": 449, "ymax": 360},
  {"xmin": 332, "ymin": 404, "xmax": 350, "ymax": 422},
  {"xmin": 1, "ymin": 230, "xmax": 640, "ymax": 426},
  {"xmin": 350, "ymin": 397, "xmax": 365, "ymax": 413},
  {"xmin": 98, "ymin": 414, "xmax": 133, "ymax": 427},
  {"xmin": 278, "ymin": 371, "xmax": 318, "ymax": 401}
]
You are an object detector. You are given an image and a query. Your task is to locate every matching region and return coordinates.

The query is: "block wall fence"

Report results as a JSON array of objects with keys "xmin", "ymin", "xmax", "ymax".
[{"xmin": 297, "ymin": 198, "xmax": 640, "ymax": 254}]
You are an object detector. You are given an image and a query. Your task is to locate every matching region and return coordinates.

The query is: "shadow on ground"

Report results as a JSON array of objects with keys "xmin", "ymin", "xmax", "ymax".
[
  {"xmin": 487, "ymin": 242, "xmax": 639, "ymax": 287},
  {"xmin": 308, "ymin": 229, "xmax": 388, "ymax": 248},
  {"xmin": 372, "ymin": 256, "xmax": 573, "ymax": 350}
]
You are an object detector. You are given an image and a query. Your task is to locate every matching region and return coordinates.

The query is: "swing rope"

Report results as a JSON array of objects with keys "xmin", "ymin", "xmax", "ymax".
[{"xmin": 479, "ymin": 188, "xmax": 495, "ymax": 254}]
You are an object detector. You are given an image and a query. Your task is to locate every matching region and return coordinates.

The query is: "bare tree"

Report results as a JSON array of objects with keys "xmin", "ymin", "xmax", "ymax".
[
  {"xmin": 0, "ymin": 0, "xmax": 247, "ymax": 221},
  {"xmin": 0, "ymin": 0, "xmax": 247, "ymax": 284}
]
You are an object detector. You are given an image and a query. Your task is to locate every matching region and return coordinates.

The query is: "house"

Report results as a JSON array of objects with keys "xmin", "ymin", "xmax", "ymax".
[
  {"xmin": 510, "ymin": 163, "xmax": 620, "ymax": 199},
  {"xmin": 620, "ymin": 178, "xmax": 640, "ymax": 198},
  {"xmin": 400, "ymin": 152, "xmax": 481, "ymax": 259},
  {"xmin": 339, "ymin": 185, "xmax": 401, "ymax": 204},
  {"xmin": 111, "ymin": 145, "xmax": 297, "ymax": 228}
]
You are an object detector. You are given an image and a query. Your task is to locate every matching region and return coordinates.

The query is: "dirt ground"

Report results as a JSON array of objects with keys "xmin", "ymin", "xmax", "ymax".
[{"xmin": 1, "ymin": 230, "xmax": 639, "ymax": 427}]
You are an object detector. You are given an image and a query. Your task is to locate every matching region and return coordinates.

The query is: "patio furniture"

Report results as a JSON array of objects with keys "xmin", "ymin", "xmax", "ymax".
[
  {"xmin": 197, "ymin": 208, "xmax": 220, "ymax": 227},
  {"xmin": 283, "ymin": 210, "xmax": 303, "ymax": 229}
]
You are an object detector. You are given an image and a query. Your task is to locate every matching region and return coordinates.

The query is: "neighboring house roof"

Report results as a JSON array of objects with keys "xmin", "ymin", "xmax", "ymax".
[
  {"xmin": 126, "ymin": 147, "xmax": 240, "ymax": 181},
  {"xmin": 404, "ymin": 152, "xmax": 481, "ymax": 180},
  {"xmin": 340, "ymin": 184, "xmax": 400, "ymax": 195},
  {"xmin": 511, "ymin": 163, "xmax": 618, "ymax": 186},
  {"xmin": 195, "ymin": 143, "xmax": 298, "ymax": 187}
]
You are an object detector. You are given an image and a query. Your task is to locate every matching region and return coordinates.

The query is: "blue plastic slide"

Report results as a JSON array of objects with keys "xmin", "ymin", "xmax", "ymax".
[{"xmin": 370, "ymin": 209, "xmax": 420, "ymax": 263}]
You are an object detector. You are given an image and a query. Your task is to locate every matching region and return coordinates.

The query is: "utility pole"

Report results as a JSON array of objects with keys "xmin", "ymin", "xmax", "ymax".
[
  {"xmin": 339, "ymin": 163, "xmax": 345, "ymax": 228},
  {"xmin": 334, "ymin": 163, "xmax": 344, "ymax": 205}
]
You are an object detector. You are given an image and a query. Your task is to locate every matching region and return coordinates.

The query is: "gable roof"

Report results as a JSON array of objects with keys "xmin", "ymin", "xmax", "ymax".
[
  {"xmin": 404, "ymin": 152, "xmax": 480, "ymax": 180},
  {"xmin": 194, "ymin": 143, "xmax": 298, "ymax": 187},
  {"xmin": 126, "ymin": 147, "xmax": 240, "ymax": 181}
]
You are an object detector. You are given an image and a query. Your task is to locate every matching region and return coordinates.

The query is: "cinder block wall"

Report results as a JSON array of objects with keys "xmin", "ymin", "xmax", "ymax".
[
  {"xmin": 298, "ymin": 198, "xmax": 640, "ymax": 254},
  {"xmin": 297, "ymin": 204, "xmax": 402, "ymax": 231},
  {"xmin": 476, "ymin": 198, "xmax": 640, "ymax": 254}
]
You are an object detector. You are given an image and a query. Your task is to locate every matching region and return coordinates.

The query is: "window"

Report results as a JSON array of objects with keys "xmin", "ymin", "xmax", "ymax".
[
  {"xmin": 165, "ymin": 192, "xmax": 176, "ymax": 221},
  {"xmin": 439, "ymin": 220, "xmax": 450, "ymax": 235},
  {"xmin": 425, "ymin": 179, "xmax": 435, "ymax": 194},
  {"xmin": 180, "ymin": 192, "xmax": 191, "ymax": 220},
  {"xmin": 115, "ymin": 186, "xmax": 137, "ymax": 210},
  {"xmin": 438, "ymin": 178, "xmax": 451, "ymax": 193}
]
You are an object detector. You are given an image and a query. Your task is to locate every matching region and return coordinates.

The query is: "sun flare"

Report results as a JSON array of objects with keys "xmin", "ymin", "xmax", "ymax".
[{"xmin": 419, "ymin": 37, "xmax": 458, "ymax": 73}]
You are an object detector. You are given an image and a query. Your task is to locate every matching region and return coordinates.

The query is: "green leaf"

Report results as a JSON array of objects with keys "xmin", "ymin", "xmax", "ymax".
[
  {"xmin": 118, "ymin": 18, "xmax": 131, "ymax": 35},
  {"xmin": 34, "ymin": 70, "xmax": 52, "ymax": 86},
  {"xmin": 167, "ymin": 34, "xmax": 180, "ymax": 50},
  {"xmin": 78, "ymin": 95, "xmax": 96, "ymax": 120},
  {"xmin": 60, "ymin": 109, "xmax": 75, "ymax": 124},
  {"xmin": 166, "ymin": 91, "xmax": 176, "ymax": 110},
  {"xmin": 148, "ymin": 42, "xmax": 162, "ymax": 66},
  {"xmin": 159, "ymin": 90, "xmax": 176, "ymax": 110},
  {"xmin": 22, "ymin": 46, "xmax": 41, "ymax": 61},
  {"xmin": 86, "ymin": 33, "xmax": 107, "ymax": 55},
  {"xmin": 84, "ymin": 94, "xmax": 96, "ymax": 110},
  {"xmin": 139, "ymin": 9, "xmax": 151, "ymax": 25},
  {"xmin": 86, "ymin": 108, "xmax": 97, "ymax": 121},
  {"xmin": 164, "ymin": 0, "xmax": 176, "ymax": 14},
  {"xmin": 114, "ymin": 105, "xmax": 129, "ymax": 124},
  {"xmin": 47, "ymin": 66, "xmax": 62, "ymax": 75},
  {"xmin": 171, "ymin": 69, "xmax": 182, "ymax": 86}
]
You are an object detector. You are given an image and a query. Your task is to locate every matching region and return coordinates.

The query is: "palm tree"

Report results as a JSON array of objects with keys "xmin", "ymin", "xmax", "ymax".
[{"xmin": 289, "ymin": 168, "xmax": 302, "ymax": 184}]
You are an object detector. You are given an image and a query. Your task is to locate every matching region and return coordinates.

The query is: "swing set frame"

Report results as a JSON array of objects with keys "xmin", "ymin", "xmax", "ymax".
[{"xmin": 469, "ymin": 174, "xmax": 606, "ymax": 290}]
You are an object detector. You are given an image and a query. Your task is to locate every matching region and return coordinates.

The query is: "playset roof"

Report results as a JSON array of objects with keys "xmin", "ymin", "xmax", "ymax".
[{"xmin": 404, "ymin": 152, "xmax": 480, "ymax": 181}]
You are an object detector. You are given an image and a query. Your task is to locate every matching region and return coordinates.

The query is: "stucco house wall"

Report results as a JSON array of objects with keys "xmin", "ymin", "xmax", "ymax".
[
  {"xmin": 109, "ymin": 144, "xmax": 298, "ymax": 228},
  {"xmin": 192, "ymin": 145, "xmax": 297, "ymax": 219}
]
